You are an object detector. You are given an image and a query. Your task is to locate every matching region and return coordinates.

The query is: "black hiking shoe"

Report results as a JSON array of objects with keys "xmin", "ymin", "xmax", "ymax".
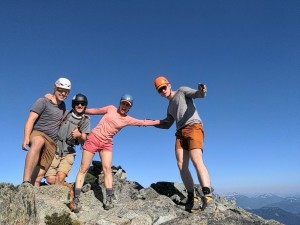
[
  {"xmin": 183, "ymin": 192, "xmax": 199, "ymax": 212},
  {"xmin": 21, "ymin": 181, "xmax": 33, "ymax": 186},
  {"xmin": 185, "ymin": 197, "xmax": 201, "ymax": 212},
  {"xmin": 104, "ymin": 195, "xmax": 114, "ymax": 210},
  {"xmin": 73, "ymin": 197, "xmax": 81, "ymax": 213}
]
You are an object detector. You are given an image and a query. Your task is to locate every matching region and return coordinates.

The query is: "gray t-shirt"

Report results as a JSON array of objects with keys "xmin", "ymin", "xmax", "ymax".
[
  {"xmin": 56, "ymin": 111, "xmax": 90, "ymax": 155},
  {"xmin": 157, "ymin": 86, "xmax": 205, "ymax": 130},
  {"xmin": 31, "ymin": 97, "xmax": 66, "ymax": 142}
]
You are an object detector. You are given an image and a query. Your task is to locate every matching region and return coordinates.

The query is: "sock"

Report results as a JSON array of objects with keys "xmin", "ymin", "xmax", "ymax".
[
  {"xmin": 187, "ymin": 190, "xmax": 194, "ymax": 196},
  {"xmin": 106, "ymin": 188, "xmax": 113, "ymax": 196},
  {"xmin": 74, "ymin": 188, "xmax": 81, "ymax": 197},
  {"xmin": 202, "ymin": 187, "xmax": 211, "ymax": 196}
]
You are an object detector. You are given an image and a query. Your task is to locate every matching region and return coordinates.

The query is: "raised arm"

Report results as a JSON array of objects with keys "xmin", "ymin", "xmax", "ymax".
[{"xmin": 194, "ymin": 83, "xmax": 207, "ymax": 98}]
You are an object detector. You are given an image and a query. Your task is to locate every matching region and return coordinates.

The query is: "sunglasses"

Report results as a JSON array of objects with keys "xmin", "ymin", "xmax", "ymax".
[
  {"xmin": 158, "ymin": 86, "xmax": 167, "ymax": 93},
  {"xmin": 121, "ymin": 101, "xmax": 131, "ymax": 107},
  {"xmin": 75, "ymin": 102, "xmax": 86, "ymax": 106},
  {"xmin": 56, "ymin": 87, "xmax": 70, "ymax": 93}
]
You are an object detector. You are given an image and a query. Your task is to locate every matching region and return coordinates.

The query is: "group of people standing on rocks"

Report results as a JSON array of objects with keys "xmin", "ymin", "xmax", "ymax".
[{"xmin": 21, "ymin": 76, "xmax": 214, "ymax": 213}]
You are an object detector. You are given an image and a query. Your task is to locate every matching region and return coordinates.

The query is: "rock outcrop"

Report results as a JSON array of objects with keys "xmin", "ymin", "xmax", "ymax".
[{"xmin": 0, "ymin": 161, "xmax": 282, "ymax": 225}]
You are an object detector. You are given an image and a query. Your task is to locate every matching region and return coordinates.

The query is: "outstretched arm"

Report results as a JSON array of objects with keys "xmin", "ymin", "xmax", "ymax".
[
  {"xmin": 85, "ymin": 106, "xmax": 110, "ymax": 115},
  {"xmin": 127, "ymin": 117, "xmax": 160, "ymax": 126},
  {"xmin": 154, "ymin": 114, "xmax": 174, "ymax": 129}
]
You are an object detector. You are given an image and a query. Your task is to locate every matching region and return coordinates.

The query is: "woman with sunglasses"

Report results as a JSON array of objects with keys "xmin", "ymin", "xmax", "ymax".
[
  {"xmin": 73, "ymin": 94, "xmax": 160, "ymax": 212},
  {"xmin": 153, "ymin": 76, "xmax": 214, "ymax": 212}
]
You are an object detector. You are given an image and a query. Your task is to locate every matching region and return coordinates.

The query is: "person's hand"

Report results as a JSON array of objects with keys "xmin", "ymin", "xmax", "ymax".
[
  {"xmin": 22, "ymin": 139, "xmax": 30, "ymax": 151},
  {"xmin": 72, "ymin": 127, "xmax": 82, "ymax": 139},
  {"xmin": 198, "ymin": 83, "xmax": 207, "ymax": 93}
]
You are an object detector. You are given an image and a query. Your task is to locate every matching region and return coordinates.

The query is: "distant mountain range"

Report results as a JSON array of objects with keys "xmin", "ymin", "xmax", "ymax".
[
  {"xmin": 249, "ymin": 207, "xmax": 300, "ymax": 225},
  {"xmin": 223, "ymin": 193, "xmax": 300, "ymax": 225}
]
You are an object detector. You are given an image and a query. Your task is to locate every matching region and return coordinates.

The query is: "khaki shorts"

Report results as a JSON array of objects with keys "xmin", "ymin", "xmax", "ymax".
[
  {"xmin": 30, "ymin": 130, "xmax": 56, "ymax": 172},
  {"xmin": 175, "ymin": 123, "xmax": 205, "ymax": 151},
  {"xmin": 45, "ymin": 153, "xmax": 76, "ymax": 177}
]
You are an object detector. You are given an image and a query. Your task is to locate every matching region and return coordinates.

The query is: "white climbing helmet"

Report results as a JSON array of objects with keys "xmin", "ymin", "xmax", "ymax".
[{"xmin": 55, "ymin": 78, "xmax": 71, "ymax": 90}]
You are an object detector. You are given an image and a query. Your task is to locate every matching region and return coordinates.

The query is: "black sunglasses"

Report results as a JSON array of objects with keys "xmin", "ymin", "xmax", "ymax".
[
  {"xmin": 75, "ymin": 102, "xmax": 86, "ymax": 106},
  {"xmin": 158, "ymin": 86, "xmax": 167, "ymax": 93},
  {"xmin": 56, "ymin": 87, "xmax": 70, "ymax": 93}
]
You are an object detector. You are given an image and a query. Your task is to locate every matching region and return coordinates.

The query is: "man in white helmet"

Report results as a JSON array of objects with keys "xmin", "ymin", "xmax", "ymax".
[{"xmin": 21, "ymin": 78, "xmax": 71, "ymax": 185}]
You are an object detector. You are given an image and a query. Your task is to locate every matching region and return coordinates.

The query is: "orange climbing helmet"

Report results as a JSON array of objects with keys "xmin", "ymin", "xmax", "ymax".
[{"xmin": 154, "ymin": 76, "xmax": 170, "ymax": 90}]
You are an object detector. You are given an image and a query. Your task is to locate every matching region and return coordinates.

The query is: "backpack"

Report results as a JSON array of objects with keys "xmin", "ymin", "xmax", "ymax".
[{"xmin": 58, "ymin": 111, "xmax": 89, "ymax": 152}]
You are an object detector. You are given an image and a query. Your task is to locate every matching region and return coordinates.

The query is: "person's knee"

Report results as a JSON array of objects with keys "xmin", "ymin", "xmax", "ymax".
[
  {"xmin": 102, "ymin": 165, "xmax": 111, "ymax": 175},
  {"xmin": 31, "ymin": 136, "xmax": 46, "ymax": 148},
  {"xmin": 35, "ymin": 175, "xmax": 43, "ymax": 185},
  {"xmin": 56, "ymin": 172, "xmax": 67, "ymax": 183},
  {"xmin": 177, "ymin": 162, "xmax": 183, "ymax": 171},
  {"xmin": 177, "ymin": 160, "xmax": 189, "ymax": 171},
  {"xmin": 46, "ymin": 176, "xmax": 56, "ymax": 185},
  {"xmin": 79, "ymin": 166, "xmax": 88, "ymax": 175},
  {"xmin": 192, "ymin": 159, "xmax": 205, "ymax": 172}
]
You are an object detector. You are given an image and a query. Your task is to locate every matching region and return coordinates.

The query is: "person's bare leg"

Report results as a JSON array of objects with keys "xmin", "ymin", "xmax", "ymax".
[
  {"xmin": 189, "ymin": 148, "xmax": 210, "ymax": 188},
  {"xmin": 55, "ymin": 172, "xmax": 67, "ymax": 185},
  {"xmin": 46, "ymin": 175, "xmax": 56, "ymax": 185},
  {"xmin": 34, "ymin": 167, "xmax": 45, "ymax": 186},
  {"xmin": 23, "ymin": 136, "xmax": 45, "ymax": 183},
  {"xmin": 100, "ymin": 150, "xmax": 113, "ymax": 189},
  {"xmin": 75, "ymin": 150, "xmax": 94, "ymax": 192},
  {"xmin": 175, "ymin": 148, "xmax": 194, "ymax": 191}
]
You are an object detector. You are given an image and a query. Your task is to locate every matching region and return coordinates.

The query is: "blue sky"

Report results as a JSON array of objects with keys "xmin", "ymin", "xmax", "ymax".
[{"xmin": 1, "ymin": 0, "xmax": 299, "ymax": 196}]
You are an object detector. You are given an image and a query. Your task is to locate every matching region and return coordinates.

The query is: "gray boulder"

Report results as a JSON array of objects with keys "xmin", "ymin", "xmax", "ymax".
[{"xmin": 0, "ymin": 162, "xmax": 282, "ymax": 225}]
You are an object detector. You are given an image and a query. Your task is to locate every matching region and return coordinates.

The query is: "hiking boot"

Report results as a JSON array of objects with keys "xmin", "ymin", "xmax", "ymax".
[
  {"xmin": 185, "ymin": 196, "xmax": 201, "ymax": 212},
  {"xmin": 201, "ymin": 195, "xmax": 215, "ymax": 212},
  {"xmin": 184, "ymin": 192, "xmax": 201, "ymax": 212},
  {"xmin": 191, "ymin": 196, "xmax": 202, "ymax": 212},
  {"xmin": 104, "ymin": 195, "xmax": 114, "ymax": 210},
  {"xmin": 22, "ymin": 181, "xmax": 32, "ymax": 184},
  {"xmin": 73, "ymin": 197, "xmax": 81, "ymax": 213},
  {"xmin": 21, "ymin": 181, "xmax": 33, "ymax": 187}
]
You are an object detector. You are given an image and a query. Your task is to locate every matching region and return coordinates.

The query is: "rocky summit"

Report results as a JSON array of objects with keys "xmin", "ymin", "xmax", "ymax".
[{"xmin": 0, "ymin": 161, "xmax": 282, "ymax": 225}]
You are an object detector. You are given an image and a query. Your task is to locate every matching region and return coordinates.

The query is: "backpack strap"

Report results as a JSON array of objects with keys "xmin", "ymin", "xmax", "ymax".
[
  {"xmin": 61, "ymin": 110, "xmax": 71, "ymax": 124},
  {"xmin": 77, "ymin": 114, "xmax": 89, "ymax": 131}
]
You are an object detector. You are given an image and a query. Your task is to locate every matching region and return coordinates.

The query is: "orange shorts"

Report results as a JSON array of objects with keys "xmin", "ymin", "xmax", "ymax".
[
  {"xmin": 83, "ymin": 132, "xmax": 113, "ymax": 153},
  {"xmin": 175, "ymin": 123, "xmax": 205, "ymax": 151}
]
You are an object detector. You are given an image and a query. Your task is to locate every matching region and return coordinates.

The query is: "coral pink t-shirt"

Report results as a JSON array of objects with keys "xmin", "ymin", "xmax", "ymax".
[{"xmin": 91, "ymin": 105, "xmax": 158, "ymax": 143}]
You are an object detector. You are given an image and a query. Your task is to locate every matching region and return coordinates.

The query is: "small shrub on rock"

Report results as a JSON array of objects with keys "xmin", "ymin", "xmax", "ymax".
[{"xmin": 45, "ymin": 212, "xmax": 81, "ymax": 225}]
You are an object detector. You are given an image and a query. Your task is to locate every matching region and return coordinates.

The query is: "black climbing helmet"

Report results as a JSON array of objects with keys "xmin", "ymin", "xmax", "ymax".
[{"xmin": 72, "ymin": 93, "xmax": 88, "ymax": 109}]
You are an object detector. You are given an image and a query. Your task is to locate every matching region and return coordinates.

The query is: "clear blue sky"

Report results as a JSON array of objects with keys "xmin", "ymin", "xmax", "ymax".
[{"xmin": 1, "ymin": 1, "xmax": 299, "ymax": 196}]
